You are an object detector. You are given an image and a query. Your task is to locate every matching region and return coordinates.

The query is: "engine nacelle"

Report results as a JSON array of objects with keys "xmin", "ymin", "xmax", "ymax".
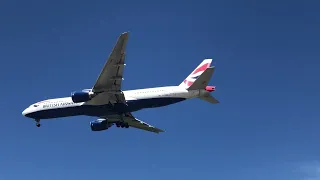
[
  {"xmin": 90, "ymin": 119, "xmax": 113, "ymax": 131},
  {"xmin": 71, "ymin": 91, "xmax": 94, "ymax": 103}
]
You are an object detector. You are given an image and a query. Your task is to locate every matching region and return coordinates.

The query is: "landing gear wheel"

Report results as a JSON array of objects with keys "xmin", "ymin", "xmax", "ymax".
[{"xmin": 35, "ymin": 119, "xmax": 41, "ymax": 127}]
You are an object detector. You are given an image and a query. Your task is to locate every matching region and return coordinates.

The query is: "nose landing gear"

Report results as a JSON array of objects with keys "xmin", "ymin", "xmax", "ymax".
[{"xmin": 35, "ymin": 119, "xmax": 41, "ymax": 127}]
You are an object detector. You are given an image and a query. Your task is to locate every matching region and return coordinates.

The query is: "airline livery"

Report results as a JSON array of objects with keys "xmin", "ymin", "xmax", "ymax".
[{"xmin": 22, "ymin": 32, "xmax": 219, "ymax": 133}]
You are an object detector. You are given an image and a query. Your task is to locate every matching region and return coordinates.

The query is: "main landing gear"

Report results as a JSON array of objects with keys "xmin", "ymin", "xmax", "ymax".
[
  {"xmin": 35, "ymin": 119, "xmax": 41, "ymax": 127},
  {"xmin": 116, "ymin": 122, "xmax": 129, "ymax": 128}
]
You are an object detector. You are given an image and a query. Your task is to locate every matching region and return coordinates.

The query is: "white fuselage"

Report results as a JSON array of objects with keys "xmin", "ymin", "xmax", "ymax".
[{"xmin": 22, "ymin": 86, "xmax": 208, "ymax": 120}]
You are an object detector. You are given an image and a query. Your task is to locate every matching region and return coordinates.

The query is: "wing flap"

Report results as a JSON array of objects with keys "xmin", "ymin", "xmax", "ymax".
[
  {"xmin": 102, "ymin": 113, "xmax": 164, "ymax": 134},
  {"xmin": 124, "ymin": 118, "xmax": 164, "ymax": 133}
]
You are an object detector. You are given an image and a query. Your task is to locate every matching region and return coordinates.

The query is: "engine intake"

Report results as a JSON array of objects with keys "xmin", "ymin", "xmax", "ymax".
[
  {"xmin": 90, "ymin": 119, "xmax": 112, "ymax": 131},
  {"xmin": 71, "ymin": 91, "xmax": 94, "ymax": 103}
]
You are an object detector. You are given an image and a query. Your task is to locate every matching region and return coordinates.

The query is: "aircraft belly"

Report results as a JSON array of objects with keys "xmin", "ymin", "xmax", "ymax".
[{"xmin": 126, "ymin": 97, "xmax": 186, "ymax": 112}]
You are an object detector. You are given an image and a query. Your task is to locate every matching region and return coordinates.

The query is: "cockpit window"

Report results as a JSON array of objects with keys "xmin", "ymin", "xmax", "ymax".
[{"xmin": 33, "ymin": 104, "xmax": 39, "ymax": 107}]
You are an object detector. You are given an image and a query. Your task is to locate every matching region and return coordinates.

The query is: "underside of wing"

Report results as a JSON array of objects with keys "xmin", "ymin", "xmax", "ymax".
[
  {"xmin": 84, "ymin": 32, "xmax": 129, "ymax": 105},
  {"xmin": 124, "ymin": 117, "xmax": 164, "ymax": 133},
  {"xmin": 102, "ymin": 113, "xmax": 164, "ymax": 134},
  {"xmin": 92, "ymin": 32, "xmax": 129, "ymax": 93}
]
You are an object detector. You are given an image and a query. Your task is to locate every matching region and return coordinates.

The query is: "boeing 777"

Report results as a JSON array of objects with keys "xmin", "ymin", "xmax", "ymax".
[{"xmin": 22, "ymin": 32, "xmax": 219, "ymax": 133}]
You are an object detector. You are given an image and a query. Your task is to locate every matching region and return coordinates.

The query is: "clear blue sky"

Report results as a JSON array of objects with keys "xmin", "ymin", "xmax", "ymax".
[{"xmin": 1, "ymin": 0, "xmax": 319, "ymax": 179}]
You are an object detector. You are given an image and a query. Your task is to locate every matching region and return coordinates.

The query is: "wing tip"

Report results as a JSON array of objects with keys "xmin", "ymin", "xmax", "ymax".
[
  {"xmin": 155, "ymin": 129, "xmax": 165, "ymax": 133},
  {"xmin": 121, "ymin": 31, "xmax": 130, "ymax": 36}
]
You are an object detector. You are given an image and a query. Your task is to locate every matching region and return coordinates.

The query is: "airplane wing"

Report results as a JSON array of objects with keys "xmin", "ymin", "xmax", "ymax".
[
  {"xmin": 85, "ymin": 32, "xmax": 129, "ymax": 105},
  {"xmin": 102, "ymin": 113, "xmax": 165, "ymax": 134}
]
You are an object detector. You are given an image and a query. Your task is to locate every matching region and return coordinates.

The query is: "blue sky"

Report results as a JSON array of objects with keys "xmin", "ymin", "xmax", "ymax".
[{"xmin": 1, "ymin": 0, "xmax": 320, "ymax": 179}]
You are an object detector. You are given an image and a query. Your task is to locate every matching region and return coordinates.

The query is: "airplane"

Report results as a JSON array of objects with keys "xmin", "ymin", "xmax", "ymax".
[{"xmin": 22, "ymin": 32, "xmax": 219, "ymax": 133}]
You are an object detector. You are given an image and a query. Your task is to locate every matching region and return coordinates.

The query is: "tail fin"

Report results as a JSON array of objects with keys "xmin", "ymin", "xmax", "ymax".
[
  {"xmin": 187, "ymin": 67, "xmax": 214, "ymax": 90},
  {"xmin": 191, "ymin": 68, "xmax": 220, "ymax": 104},
  {"xmin": 179, "ymin": 59, "xmax": 213, "ymax": 89},
  {"xmin": 178, "ymin": 59, "xmax": 219, "ymax": 104}
]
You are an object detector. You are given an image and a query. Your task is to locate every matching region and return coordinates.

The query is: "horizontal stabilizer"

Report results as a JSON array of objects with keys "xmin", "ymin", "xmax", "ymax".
[{"xmin": 199, "ymin": 93, "xmax": 219, "ymax": 104}]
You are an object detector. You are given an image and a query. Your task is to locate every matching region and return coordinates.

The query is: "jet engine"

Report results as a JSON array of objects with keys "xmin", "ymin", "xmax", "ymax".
[
  {"xmin": 90, "ymin": 119, "xmax": 113, "ymax": 131},
  {"xmin": 71, "ymin": 91, "xmax": 95, "ymax": 103}
]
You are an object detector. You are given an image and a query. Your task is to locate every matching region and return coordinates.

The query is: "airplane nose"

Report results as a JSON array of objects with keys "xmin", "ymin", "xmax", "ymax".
[{"xmin": 22, "ymin": 109, "xmax": 28, "ymax": 116}]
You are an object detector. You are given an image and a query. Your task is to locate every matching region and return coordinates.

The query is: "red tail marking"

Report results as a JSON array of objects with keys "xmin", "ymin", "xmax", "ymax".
[
  {"xmin": 205, "ymin": 86, "xmax": 216, "ymax": 92},
  {"xmin": 184, "ymin": 79, "xmax": 193, "ymax": 86},
  {"xmin": 192, "ymin": 63, "xmax": 209, "ymax": 75}
]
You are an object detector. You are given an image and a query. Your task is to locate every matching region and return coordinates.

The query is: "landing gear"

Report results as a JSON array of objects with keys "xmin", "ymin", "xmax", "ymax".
[
  {"xmin": 35, "ymin": 119, "xmax": 41, "ymax": 127},
  {"xmin": 116, "ymin": 122, "xmax": 129, "ymax": 128},
  {"xmin": 114, "ymin": 113, "xmax": 129, "ymax": 129}
]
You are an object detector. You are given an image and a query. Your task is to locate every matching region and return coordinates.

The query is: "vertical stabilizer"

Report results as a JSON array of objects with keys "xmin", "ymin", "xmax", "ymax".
[
  {"xmin": 179, "ymin": 59, "xmax": 212, "ymax": 89},
  {"xmin": 187, "ymin": 67, "xmax": 215, "ymax": 90}
]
